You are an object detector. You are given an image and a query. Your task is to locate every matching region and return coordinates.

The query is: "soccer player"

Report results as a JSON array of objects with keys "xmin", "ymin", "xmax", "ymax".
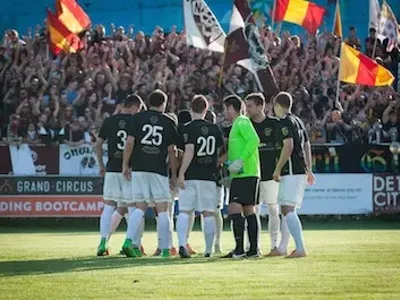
[
  {"xmin": 176, "ymin": 95, "xmax": 223, "ymax": 258},
  {"xmin": 272, "ymin": 92, "xmax": 315, "ymax": 258},
  {"xmin": 95, "ymin": 94, "xmax": 144, "ymax": 256},
  {"xmin": 221, "ymin": 95, "xmax": 260, "ymax": 258},
  {"xmin": 245, "ymin": 93, "xmax": 289, "ymax": 256},
  {"xmin": 122, "ymin": 89, "xmax": 179, "ymax": 258}
]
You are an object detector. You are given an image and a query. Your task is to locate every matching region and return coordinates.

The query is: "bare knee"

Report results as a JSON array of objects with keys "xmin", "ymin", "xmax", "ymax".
[
  {"xmin": 117, "ymin": 207, "xmax": 128, "ymax": 215},
  {"xmin": 281, "ymin": 205, "xmax": 295, "ymax": 216},
  {"xmin": 243, "ymin": 205, "xmax": 256, "ymax": 216},
  {"xmin": 228, "ymin": 203, "xmax": 242, "ymax": 215},
  {"xmin": 202, "ymin": 211, "xmax": 214, "ymax": 217}
]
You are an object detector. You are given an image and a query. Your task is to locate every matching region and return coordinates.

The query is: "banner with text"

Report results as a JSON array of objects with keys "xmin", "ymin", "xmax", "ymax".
[{"xmin": 373, "ymin": 174, "xmax": 400, "ymax": 214}]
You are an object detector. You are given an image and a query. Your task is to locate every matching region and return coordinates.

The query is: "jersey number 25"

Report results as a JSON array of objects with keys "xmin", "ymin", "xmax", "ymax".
[{"xmin": 141, "ymin": 124, "xmax": 163, "ymax": 146}]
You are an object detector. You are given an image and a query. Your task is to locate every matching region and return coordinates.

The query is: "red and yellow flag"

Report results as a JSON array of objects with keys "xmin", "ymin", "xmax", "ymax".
[
  {"xmin": 273, "ymin": 0, "xmax": 325, "ymax": 34},
  {"xmin": 47, "ymin": 8, "xmax": 84, "ymax": 55},
  {"xmin": 339, "ymin": 43, "xmax": 394, "ymax": 86},
  {"xmin": 56, "ymin": 0, "xmax": 90, "ymax": 34},
  {"xmin": 333, "ymin": 1, "xmax": 342, "ymax": 38}
]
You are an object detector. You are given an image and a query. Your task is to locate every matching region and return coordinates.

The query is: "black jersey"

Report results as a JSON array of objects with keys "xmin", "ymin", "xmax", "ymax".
[
  {"xmin": 98, "ymin": 113, "xmax": 133, "ymax": 172},
  {"xmin": 252, "ymin": 116, "xmax": 280, "ymax": 181},
  {"xmin": 277, "ymin": 113, "xmax": 308, "ymax": 176},
  {"xmin": 128, "ymin": 109, "xmax": 179, "ymax": 176},
  {"xmin": 183, "ymin": 119, "xmax": 223, "ymax": 181}
]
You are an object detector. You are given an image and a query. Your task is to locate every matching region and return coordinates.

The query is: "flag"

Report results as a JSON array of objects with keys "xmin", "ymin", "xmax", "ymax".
[
  {"xmin": 224, "ymin": 0, "xmax": 279, "ymax": 97},
  {"xmin": 377, "ymin": 1, "xmax": 400, "ymax": 52},
  {"xmin": 47, "ymin": 8, "xmax": 84, "ymax": 55},
  {"xmin": 183, "ymin": 0, "xmax": 226, "ymax": 52},
  {"xmin": 56, "ymin": 0, "xmax": 91, "ymax": 34},
  {"xmin": 272, "ymin": 0, "xmax": 325, "ymax": 34},
  {"xmin": 332, "ymin": 1, "xmax": 342, "ymax": 38},
  {"xmin": 369, "ymin": 0, "xmax": 380, "ymax": 30},
  {"xmin": 339, "ymin": 43, "xmax": 394, "ymax": 86}
]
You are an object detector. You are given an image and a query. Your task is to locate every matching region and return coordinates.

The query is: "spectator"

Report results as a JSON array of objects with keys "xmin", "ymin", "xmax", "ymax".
[
  {"xmin": 25, "ymin": 122, "xmax": 41, "ymax": 144},
  {"xmin": 1, "ymin": 114, "xmax": 24, "ymax": 145},
  {"xmin": 344, "ymin": 26, "xmax": 362, "ymax": 50}
]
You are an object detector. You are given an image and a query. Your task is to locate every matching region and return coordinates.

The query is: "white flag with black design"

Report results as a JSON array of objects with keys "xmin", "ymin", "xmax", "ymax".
[
  {"xmin": 378, "ymin": 1, "xmax": 400, "ymax": 52},
  {"xmin": 183, "ymin": 0, "xmax": 226, "ymax": 52}
]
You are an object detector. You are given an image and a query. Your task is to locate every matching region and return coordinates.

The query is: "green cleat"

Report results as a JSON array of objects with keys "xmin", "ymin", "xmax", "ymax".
[
  {"xmin": 97, "ymin": 238, "xmax": 109, "ymax": 256},
  {"xmin": 133, "ymin": 247, "xmax": 143, "ymax": 258},
  {"xmin": 162, "ymin": 248, "xmax": 171, "ymax": 259},
  {"xmin": 122, "ymin": 239, "xmax": 136, "ymax": 258}
]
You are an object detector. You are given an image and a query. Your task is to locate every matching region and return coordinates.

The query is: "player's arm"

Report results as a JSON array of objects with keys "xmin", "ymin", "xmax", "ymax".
[
  {"xmin": 237, "ymin": 119, "xmax": 260, "ymax": 161},
  {"xmin": 273, "ymin": 120, "xmax": 294, "ymax": 182},
  {"xmin": 303, "ymin": 126, "xmax": 315, "ymax": 185},
  {"xmin": 168, "ymin": 122, "xmax": 180, "ymax": 189},
  {"xmin": 178, "ymin": 144, "xmax": 194, "ymax": 189},
  {"xmin": 96, "ymin": 120, "xmax": 108, "ymax": 177},
  {"xmin": 122, "ymin": 136, "xmax": 134, "ymax": 181}
]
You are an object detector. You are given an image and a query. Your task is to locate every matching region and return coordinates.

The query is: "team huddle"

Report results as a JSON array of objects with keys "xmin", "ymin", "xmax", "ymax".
[{"xmin": 95, "ymin": 89, "xmax": 315, "ymax": 259}]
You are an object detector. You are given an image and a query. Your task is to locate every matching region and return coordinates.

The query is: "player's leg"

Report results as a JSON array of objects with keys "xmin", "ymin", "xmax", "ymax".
[
  {"xmin": 152, "ymin": 206, "xmax": 162, "ymax": 256},
  {"xmin": 242, "ymin": 178, "xmax": 260, "ymax": 258},
  {"xmin": 109, "ymin": 205, "xmax": 127, "ymax": 244},
  {"xmin": 199, "ymin": 181, "xmax": 218, "ymax": 257},
  {"xmin": 279, "ymin": 175, "xmax": 308, "ymax": 258},
  {"xmin": 278, "ymin": 213, "xmax": 290, "ymax": 256},
  {"xmin": 186, "ymin": 212, "xmax": 197, "ymax": 255},
  {"xmin": 214, "ymin": 186, "xmax": 224, "ymax": 254},
  {"xmin": 168, "ymin": 200, "xmax": 178, "ymax": 256}
]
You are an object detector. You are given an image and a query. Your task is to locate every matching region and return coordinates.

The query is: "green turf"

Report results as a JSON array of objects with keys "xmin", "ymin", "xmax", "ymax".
[{"xmin": 0, "ymin": 225, "xmax": 399, "ymax": 300}]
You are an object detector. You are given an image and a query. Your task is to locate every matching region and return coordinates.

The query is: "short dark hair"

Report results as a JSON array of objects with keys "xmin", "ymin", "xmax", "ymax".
[
  {"xmin": 205, "ymin": 110, "xmax": 216, "ymax": 124},
  {"xmin": 178, "ymin": 110, "xmax": 192, "ymax": 124},
  {"xmin": 149, "ymin": 89, "xmax": 168, "ymax": 107},
  {"xmin": 191, "ymin": 95, "xmax": 209, "ymax": 114},
  {"xmin": 123, "ymin": 94, "xmax": 143, "ymax": 109},
  {"xmin": 349, "ymin": 26, "xmax": 356, "ymax": 31},
  {"xmin": 245, "ymin": 93, "xmax": 265, "ymax": 107},
  {"xmin": 223, "ymin": 95, "xmax": 243, "ymax": 113},
  {"xmin": 273, "ymin": 92, "xmax": 292, "ymax": 109}
]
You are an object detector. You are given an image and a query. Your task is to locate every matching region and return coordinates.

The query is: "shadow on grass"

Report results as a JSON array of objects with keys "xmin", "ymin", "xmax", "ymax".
[{"xmin": 0, "ymin": 255, "xmax": 228, "ymax": 277}]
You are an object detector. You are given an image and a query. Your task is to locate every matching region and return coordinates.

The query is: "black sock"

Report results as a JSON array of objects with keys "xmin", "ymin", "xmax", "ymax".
[
  {"xmin": 230, "ymin": 213, "xmax": 245, "ymax": 253},
  {"xmin": 246, "ymin": 214, "xmax": 258, "ymax": 252}
]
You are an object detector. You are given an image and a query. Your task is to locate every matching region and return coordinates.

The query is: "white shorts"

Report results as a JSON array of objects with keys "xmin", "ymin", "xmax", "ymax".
[
  {"xmin": 179, "ymin": 180, "xmax": 218, "ymax": 213},
  {"xmin": 259, "ymin": 180, "xmax": 279, "ymax": 205},
  {"xmin": 103, "ymin": 172, "xmax": 132, "ymax": 202},
  {"xmin": 216, "ymin": 186, "xmax": 224, "ymax": 209},
  {"xmin": 278, "ymin": 174, "xmax": 307, "ymax": 208},
  {"xmin": 129, "ymin": 171, "xmax": 171, "ymax": 204}
]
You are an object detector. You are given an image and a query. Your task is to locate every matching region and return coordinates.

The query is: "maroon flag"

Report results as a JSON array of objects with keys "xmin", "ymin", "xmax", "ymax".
[{"xmin": 224, "ymin": 0, "xmax": 279, "ymax": 98}]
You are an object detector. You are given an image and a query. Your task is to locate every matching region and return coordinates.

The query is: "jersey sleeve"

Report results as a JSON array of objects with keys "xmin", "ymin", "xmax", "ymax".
[
  {"xmin": 128, "ymin": 115, "xmax": 138, "ymax": 138},
  {"xmin": 166, "ymin": 119, "xmax": 180, "ymax": 146},
  {"xmin": 278, "ymin": 118, "xmax": 295, "ymax": 141},
  {"xmin": 215, "ymin": 126, "xmax": 224, "ymax": 149},
  {"xmin": 236, "ymin": 117, "xmax": 259, "ymax": 161},
  {"xmin": 183, "ymin": 124, "xmax": 195, "ymax": 145},
  {"xmin": 98, "ymin": 118, "xmax": 109, "ymax": 140}
]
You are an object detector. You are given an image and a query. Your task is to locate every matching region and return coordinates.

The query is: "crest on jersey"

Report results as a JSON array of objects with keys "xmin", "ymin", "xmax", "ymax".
[
  {"xmin": 150, "ymin": 116, "xmax": 159, "ymax": 124},
  {"xmin": 201, "ymin": 126, "xmax": 209, "ymax": 135},
  {"xmin": 183, "ymin": 133, "xmax": 189, "ymax": 143},
  {"xmin": 281, "ymin": 127, "xmax": 289, "ymax": 137},
  {"xmin": 118, "ymin": 120, "xmax": 126, "ymax": 129},
  {"xmin": 264, "ymin": 128, "xmax": 272, "ymax": 136}
]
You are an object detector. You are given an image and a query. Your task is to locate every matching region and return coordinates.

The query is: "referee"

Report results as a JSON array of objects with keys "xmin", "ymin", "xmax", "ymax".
[{"xmin": 221, "ymin": 95, "xmax": 260, "ymax": 258}]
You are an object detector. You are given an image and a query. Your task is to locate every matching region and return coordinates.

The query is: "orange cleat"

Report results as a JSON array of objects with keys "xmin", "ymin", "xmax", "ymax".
[
  {"xmin": 140, "ymin": 245, "xmax": 147, "ymax": 256},
  {"xmin": 285, "ymin": 250, "xmax": 307, "ymax": 258},
  {"xmin": 170, "ymin": 247, "xmax": 178, "ymax": 256},
  {"xmin": 265, "ymin": 248, "xmax": 285, "ymax": 257},
  {"xmin": 186, "ymin": 244, "xmax": 197, "ymax": 255},
  {"xmin": 153, "ymin": 248, "xmax": 161, "ymax": 257}
]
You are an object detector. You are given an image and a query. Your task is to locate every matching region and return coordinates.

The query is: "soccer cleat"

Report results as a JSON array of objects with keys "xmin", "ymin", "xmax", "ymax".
[
  {"xmin": 232, "ymin": 251, "xmax": 246, "ymax": 259},
  {"xmin": 140, "ymin": 245, "xmax": 147, "ymax": 256},
  {"xmin": 162, "ymin": 248, "xmax": 171, "ymax": 258},
  {"xmin": 204, "ymin": 253, "xmax": 212, "ymax": 258},
  {"xmin": 153, "ymin": 248, "xmax": 161, "ymax": 257},
  {"xmin": 286, "ymin": 250, "xmax": 307, "ymax": 258},
  {"xmin": 221, "ymin": 250, "xmax": 234, "ymax": 259},
  {"xmin": 186, "ymin": 244, "xmax": 197, "ymax": 255},
  {"xmin": 265, "ymin": 247, "xmax": 285, "ymax": 257},
  {"xmin": 119, "ymin": 249, "xmax": 125, "ymax": 255},
  {"xmin": 133, "ymin": 247, "xmax": 143, "ymax": 258},
  {"xmin": 122, "ymin": 239, "xmax": 136, "ymax": 258},
  {"xmin": 246, "ymin": 249, "xmax": 260, "ymax": 259},
  {"xmin": 214, "ymin": 244, "xmax": 222, "ymax": 254},
  {"xmin": 97, "ymin": 238, "xmax": 109, "ymax": 256},
  {"xmin": 179, "ymin": 246, "xmax": 191, "ymax": 259},
  {"xmin": 170, "ymin": 247, "xmax": 178, "ymax": 256}
]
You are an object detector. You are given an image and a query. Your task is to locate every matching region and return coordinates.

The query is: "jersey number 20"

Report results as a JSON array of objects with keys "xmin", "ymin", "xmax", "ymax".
[
  {"xmin": 141, "ymin": 124, "xmax": 163, "ymax": 146},
  {"xmin": 197, "ymin": 136, "xmax": 216, "ymax": 156}
]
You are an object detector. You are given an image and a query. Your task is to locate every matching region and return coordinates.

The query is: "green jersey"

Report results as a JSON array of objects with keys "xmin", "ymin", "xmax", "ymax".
[{"xmin": 228, "ymin": 115, "xmax": 260, "ymax": 179}]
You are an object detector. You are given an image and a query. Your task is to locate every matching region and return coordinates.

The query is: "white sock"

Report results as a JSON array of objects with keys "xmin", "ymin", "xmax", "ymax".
[
  {"xmin": 108, "ymin": 211, "xmax": 123, "ymax": 241},
  {"xmin": 187, "ymin": 212, "xmax": 195, "ymax": 244},
  {"xmin": 133, "ymin": 217, "xmax": 145, "ymax": 247},
  {"xmin": 100, "ymin": 204, "xmax": 114, "ymax": 239},
  {"xmin": 155, "ymin": 217, "xmax": 161, "ymax": 249},
  {"xmin": 169, "ymin": 203, "xmax": 174, "ymax": 248},
  {"xmin": 203, "ymin": 215, "xmax": 216, "ymax": 254},
  {"xmin": 158, "ymin": 212, "xmax": 170, "ymax": 250},
  {"xmin": 268, "ymin": 204, "xmax": 280, "ymax": 249},
  {"xmin": 285, "ymin": 212, "xmax": 305, "ymax": 252},
  {"xmin": 214, "ymin": 210, "xmax": 223, "ymax": 246},
  {"xmin": 255, "ymin": 205, "xmax": 262, "ymax": 248},
  {"xmin": 278, "ymin": 214, "xmax": 290, "ymax": 254},
  {"xmin": 177, "ymin": 213, "xmax": 189, "ymax": 248},
  {"xmin": 127, "ymin": 208, "xmax": 144, "ymax": 241}
]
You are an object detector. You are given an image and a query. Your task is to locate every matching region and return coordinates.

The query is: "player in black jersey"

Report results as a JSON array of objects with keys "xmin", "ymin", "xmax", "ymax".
[
  {"xmin": 122, "ymin": 89, "xmax": 180, "ymax": 258},
  {"xmin": 95, "ymin": 94, "xmax": 144, "ymax": 256},
  {"xmin": 272, "ymin": 92, "xmax": 315, "ymax": 258},
  {"xmin": 176, "ymin": 95, "xmax": 223, "ymax": 258},
  {"xmin": 245, "ymin": 93, "xmax": 290, "ymax": 257}
]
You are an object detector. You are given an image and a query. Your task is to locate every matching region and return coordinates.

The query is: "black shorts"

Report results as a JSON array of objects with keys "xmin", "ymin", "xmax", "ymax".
[{"xmin": 229, "ymin": 177, "xmax": 259, "ymax": 207}]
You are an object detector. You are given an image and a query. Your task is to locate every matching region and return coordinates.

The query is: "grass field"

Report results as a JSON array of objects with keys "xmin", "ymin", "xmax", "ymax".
[{"xmin": 0, "ymin": 222, "xmax": 400, "ymax": 300}]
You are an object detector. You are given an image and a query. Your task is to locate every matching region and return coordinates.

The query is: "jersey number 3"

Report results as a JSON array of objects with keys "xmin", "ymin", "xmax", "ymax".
[
  {"xmin": 116, "ymin": 130, "xmax": 127, "ymax": 150},
  {"xmin": 197, "ymin": 136, "xmax": 216, "ymax": 156},
  {"xmin": 141, "ymin": 124, "xmax": 163, "ymax": 146}
]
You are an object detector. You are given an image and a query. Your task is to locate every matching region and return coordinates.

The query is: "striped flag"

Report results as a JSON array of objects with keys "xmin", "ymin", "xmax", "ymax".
[
  {"xmin": 56, "ymin": 0, "xmax": 91, "ymax": 34},
  {"xmin": 47, "ymin": 8, "xmax": 84, "ymax": 55},
  {"xmin": 339, "ymin": 43, "xmax": 394, "ymax": 86},
  {"xmin": 224, "ymin": 0, "xmax": 279, "ymax": 97},
  {"xmin": 272, "ymin": 0, "xmax": 325, "ymax": 34},
  {"xmin": 183, "ymin": 0, "xmax": 226, "ymax": 53},
  {"xmin": 332, "ymin": 1, "xmax": 342, "ymax": 38},
  {"xmin": 377, "ymin": 1, "xmax": 400, "ymax": 52}
]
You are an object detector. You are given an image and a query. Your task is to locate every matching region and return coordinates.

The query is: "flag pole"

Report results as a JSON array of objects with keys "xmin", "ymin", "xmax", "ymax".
[{"xmin": 271, "ymin": 0, "xmax": 277, "ymax": 31}]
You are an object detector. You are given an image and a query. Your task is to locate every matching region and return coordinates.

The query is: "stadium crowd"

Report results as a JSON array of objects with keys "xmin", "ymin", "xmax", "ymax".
[{"xmin": 0, "ymin": 23, "xmax": 399, "ymax": 146}]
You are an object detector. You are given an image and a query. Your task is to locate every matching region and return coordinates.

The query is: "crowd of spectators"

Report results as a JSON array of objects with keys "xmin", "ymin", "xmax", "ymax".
[{"xmin": 0, "ymin": 22, "xmax": 399, "ymax": 147}]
